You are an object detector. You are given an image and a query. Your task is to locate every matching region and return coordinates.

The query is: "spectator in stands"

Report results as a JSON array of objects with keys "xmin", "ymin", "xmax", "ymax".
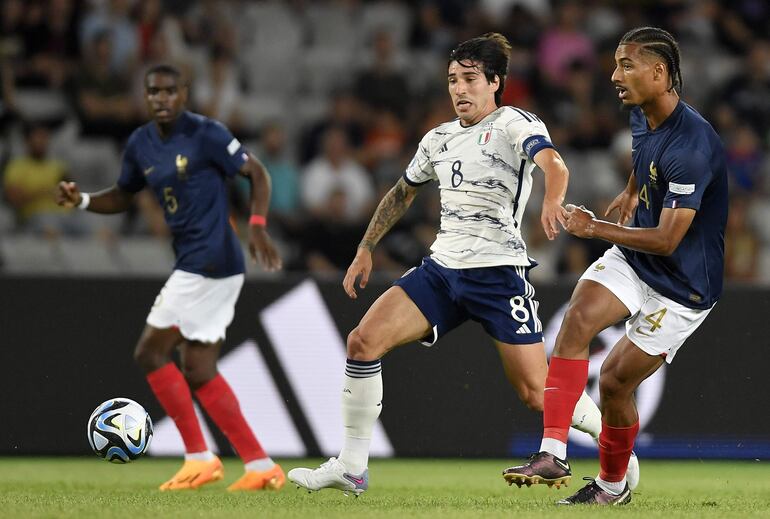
[
  {"xmin": 354, "ymin": 30, "xmax": 410, "ymax": 117},
  {"xmin": 300, "ymin": 90, "xmax": 365, "ymax": 165},
  {"xmin": 69, "ymin": 30, "xmax": 138, "ymax": 143},
  {"xmin": 15, "ymin": 0, "xmax": 81, "ymax": 88},
  {"xmin": 80, "ymin": 0, "xmax": 138, "ymax": 73},
  {"xmin": 725, "ymin": 195, "xmax": 760, "ymax": 282},
  {"xmin": 537, "ymin": 0, "xmax": 595, "ymax": 86},
  {"xmin": 3, "ymin": 122, "xmax": 85, "ymax": 236},
  {"xmin": 301, "ymin": 125, "xmax": 375, "ymax": 225},
  {"xmin": 725, "ymin": 124, "xmax": 765, "ymax": 194},
  {"xmin": 192, "ymin": 45, "xmax": 245, "ymax": 135}
]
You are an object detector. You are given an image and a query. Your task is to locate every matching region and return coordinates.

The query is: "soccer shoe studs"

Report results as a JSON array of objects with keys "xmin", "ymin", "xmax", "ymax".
[{"xmin": 502, "ymin": 451, "xmax": 572, "ymax": 489}]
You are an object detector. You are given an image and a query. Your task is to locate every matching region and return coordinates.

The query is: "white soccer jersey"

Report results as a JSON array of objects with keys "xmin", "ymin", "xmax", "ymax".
[{"xmin": 404, "ymin": 106, "xmax": 554, "ymax": 268}]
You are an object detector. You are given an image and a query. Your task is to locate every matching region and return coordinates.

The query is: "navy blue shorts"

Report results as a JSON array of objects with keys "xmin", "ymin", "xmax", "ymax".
[{"xmin": 393, "ymin": 257, "xmax": 543, "ymax": 346}]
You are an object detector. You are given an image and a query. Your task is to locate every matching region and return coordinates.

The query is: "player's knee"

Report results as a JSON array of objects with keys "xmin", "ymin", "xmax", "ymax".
[
  {"xmin": 521, "ymin": 389, "xmax": 543, "ymax": 412},
  {"xmin": 133, "ymin": 342, "xmax": 169, "ymax": 373},
  {"xmin": 346, "ymin": 327, "xmax": 381, "ymax": 361},
  {"xmin": 180, "ymin": 362, "xmax": 216, "ymax": 390},
  {"xmin": 599, "ymin": 371, "xmax": 631, "ymax": 402}
]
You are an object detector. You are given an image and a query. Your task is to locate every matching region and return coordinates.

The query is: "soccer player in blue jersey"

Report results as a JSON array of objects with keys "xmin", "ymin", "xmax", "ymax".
[
  {"xmin": 504, "ymin": 27, "xmax": 728, "ymax": 505},
  {"xmin": 56, "ymin": 64, "xmax": 285, "ymax": 491}
]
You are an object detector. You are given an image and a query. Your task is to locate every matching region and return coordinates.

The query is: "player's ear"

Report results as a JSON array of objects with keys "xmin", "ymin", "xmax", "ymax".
[
  {"xmin": 491, "ymin": 74, "xmax": 500, "ymax": 93},
  {"xmin": 179, "ymin": 84, "xmax": 189, "ymax": 104}
]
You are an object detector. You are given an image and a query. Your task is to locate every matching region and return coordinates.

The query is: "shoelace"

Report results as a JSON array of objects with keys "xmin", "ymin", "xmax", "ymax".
[{"xmin": 318, "ymin": 457, "xmax": 339, "ymax": 471}]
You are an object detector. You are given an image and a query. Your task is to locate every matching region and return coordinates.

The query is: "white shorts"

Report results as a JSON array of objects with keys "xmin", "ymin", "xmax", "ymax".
[
  {"xmin": 146, "ymin": 270, "xmax": 244, "ymax": 344},
  {"xmin": 580, "ymin": 246, "xmax": 713, "ymax": 363}
]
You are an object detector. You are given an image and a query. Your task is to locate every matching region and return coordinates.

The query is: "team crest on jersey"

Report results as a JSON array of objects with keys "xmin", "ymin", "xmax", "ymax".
[
  {"xmin": 649, "ymin": 161, "xmax": 658, "ymax": 188},
  {"xmin": 176, "ymin": 154, "xmax": 188, "ymax": 180}
]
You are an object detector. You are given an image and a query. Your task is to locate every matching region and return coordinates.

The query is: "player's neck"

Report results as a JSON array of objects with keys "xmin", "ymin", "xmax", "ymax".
[
  {"xmin": 460, "ymin": 102, "xmax": 498, "ymax": 127},
  {"xmin": 153, "ymin": 113, "xmax": 183, "ymax": 139},
  {"xmin": 640, "ymin": 91, "xmax": 679, "ymax": 131}
]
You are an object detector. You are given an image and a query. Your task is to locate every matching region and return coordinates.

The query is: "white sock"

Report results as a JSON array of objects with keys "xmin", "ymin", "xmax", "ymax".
[
  {"xmin": 245, "ymin": 457, "xmax": 275, "ymax": 472},
  {"xmin": 539, "ymin": 437, "xmax": 567, "ymax": 460},
  {"xmin": 596, "ymin": 475, "xmax": 627, "ymax": 495},
  {"xmin": 571, "ymin": 390, "xmax": 602, "ymax": 440},
  {"xmin": 338, "ymin": 359, "xmax": 383, "ymax": 475},
  {"xmin": 184, "ymin": 450, "xmax": 215, "ymax": 462}
]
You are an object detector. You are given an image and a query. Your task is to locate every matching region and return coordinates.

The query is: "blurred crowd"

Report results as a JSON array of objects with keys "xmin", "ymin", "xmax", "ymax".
[{"xmin": 1, "ymin": 0, "xmax": 769, "ymax": 283}]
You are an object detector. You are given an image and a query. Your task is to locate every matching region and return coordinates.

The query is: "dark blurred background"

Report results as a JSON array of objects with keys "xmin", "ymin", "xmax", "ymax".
[{"xmin": 1, "ymin": 0, "xmax": 768, "ymax": 283}]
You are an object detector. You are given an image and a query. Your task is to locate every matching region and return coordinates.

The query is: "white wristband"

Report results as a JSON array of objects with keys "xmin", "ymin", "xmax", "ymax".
[{"xmin": 77, "ymin": 192, "xmax": 91, "ymax": 210}]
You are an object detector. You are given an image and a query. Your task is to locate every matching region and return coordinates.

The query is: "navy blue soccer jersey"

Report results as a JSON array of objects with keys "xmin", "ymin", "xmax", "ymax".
[
  {"xmin": 622, "ymin": 101, "xmax": 727, "ymax": 309},
  {"xmin": 118, "ymin": 111, "xmax": 248, "ymax": 278}
]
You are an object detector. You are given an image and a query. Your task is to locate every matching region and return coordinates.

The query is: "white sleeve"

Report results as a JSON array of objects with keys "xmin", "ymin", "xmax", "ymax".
[
  {"xmin": 403, "ymin": 130, "xmax": 437, "ymax": 185},
  {"xmin": 506, "ymin": 114, "xmax": 555, "ymax": 160}
]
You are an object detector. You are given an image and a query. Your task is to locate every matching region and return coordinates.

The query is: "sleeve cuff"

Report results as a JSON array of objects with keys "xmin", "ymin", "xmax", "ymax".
[{"xmin": 402, "ymin": 172, "xmax": 433, "ymax": 186}]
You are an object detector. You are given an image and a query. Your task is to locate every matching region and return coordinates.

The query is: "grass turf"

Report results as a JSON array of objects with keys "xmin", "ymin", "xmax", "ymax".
[{"xmin": 0, "ymin": 457, "xmax": 768, "ymax": 518}]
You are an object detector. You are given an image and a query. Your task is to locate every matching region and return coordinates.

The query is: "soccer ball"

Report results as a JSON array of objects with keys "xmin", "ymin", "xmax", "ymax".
[{"xmin": 87, "ymin": 398, "xmax": 153, "ymax": 463}]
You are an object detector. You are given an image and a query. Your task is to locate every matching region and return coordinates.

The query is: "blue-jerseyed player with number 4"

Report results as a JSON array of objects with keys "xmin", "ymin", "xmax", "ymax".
[
  {"xmin": 504, "ymin": 27, "xmax": 728, "ymax": 505},
  {"xmin": 57, "ymin": 65, "xmax": 285, "ymax": 492}
]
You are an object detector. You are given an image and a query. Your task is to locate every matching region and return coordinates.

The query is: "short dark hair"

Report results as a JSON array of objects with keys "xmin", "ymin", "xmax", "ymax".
[
  {"xmin": 448, "ymin": 32, "xmax": 512, "ymax": 106},
  {"xmin": 620, "ymin": 26, "xmax": 683, "ymax": 95},
  {"xmin": 144, "ymin": 64, "xmax": 182, "ymax": 87}
]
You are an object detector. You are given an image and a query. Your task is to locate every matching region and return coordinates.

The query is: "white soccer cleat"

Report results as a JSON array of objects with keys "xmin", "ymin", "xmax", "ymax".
[
  {"xmin": 626, "ymin": 451, "xmax": 640, "ymax": 491},
  {"xmin": 288, "ymin": 457, "xmax": 368, "ymax": 496}
]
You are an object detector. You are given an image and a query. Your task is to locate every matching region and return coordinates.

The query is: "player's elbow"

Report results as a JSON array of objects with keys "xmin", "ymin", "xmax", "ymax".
[{"xmin": 652, "ymin": 236, "xmax": 678, "ymax": 256}]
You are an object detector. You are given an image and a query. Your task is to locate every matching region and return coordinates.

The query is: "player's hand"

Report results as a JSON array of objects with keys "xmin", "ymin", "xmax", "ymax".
[
  {"xmin": 56, "ymin": 181, "xmax": 81, "ymax": 208},
  {"xmin": 248, "ymin": 226, "xmax": 282, "ymax": 272},
  {"xmin": 541, "ymin": 199, "xmax": 568, "ymax": 240},
  {"xmin": 564, "ymin": 203, "xmax": 597, "ymax": 238},
  {"xmin": 343, "ymin": 247, "xmax": 373, "ymax": 299},
  {"xmin": 605, "ymin": 188, "xmax": 638, "ymax": 225}
]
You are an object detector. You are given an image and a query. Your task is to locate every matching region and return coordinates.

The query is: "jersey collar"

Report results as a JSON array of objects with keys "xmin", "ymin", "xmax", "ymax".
[{"xmin": 150, "ymin": 110, "xmax": 193, "ymax": 142}]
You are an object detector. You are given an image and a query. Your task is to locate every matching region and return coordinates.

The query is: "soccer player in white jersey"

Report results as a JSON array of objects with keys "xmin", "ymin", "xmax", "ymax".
[{"xmin": 289, "ymin": 33, "xmax": 637, "ymax": 495}]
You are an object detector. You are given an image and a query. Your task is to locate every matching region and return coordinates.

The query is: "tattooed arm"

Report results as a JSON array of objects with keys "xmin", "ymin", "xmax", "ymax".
[{"xmin": 343, "ymin": 177, "xmax": 420, "ymax": 298}]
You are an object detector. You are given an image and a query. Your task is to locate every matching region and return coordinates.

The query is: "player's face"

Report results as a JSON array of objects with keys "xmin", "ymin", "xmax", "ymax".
[
  {"xmin": 611, "ymin": 44, "xmax": 666, "ymax": 107},
  {"xmin": 145, "ymin": 73, "xmax": 187, "ymax": 124},
  {"xmin": 448, "ymin": 60, "xmax": 499, "ymax": 125}
]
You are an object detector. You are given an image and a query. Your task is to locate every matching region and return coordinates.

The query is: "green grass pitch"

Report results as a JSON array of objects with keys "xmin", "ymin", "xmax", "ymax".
[{"xmin": 0, "ymin": 457, "xmax": 768, "ymax": 518}]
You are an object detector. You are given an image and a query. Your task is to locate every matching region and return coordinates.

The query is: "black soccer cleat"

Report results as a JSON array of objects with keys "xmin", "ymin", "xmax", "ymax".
[
  {"xmin": 556, "ymin": 477, "xmax": 631, "ymax": 505},
  {"xmin": 502, "ymin": 451, "xmax": 572, "ymax": 489}
]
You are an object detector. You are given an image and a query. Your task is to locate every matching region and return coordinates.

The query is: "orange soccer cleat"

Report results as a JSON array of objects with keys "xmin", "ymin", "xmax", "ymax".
[
  {"xmin": 227, "ymin": 464, "xmax": 285, "ymax": 491},
  {"xmin": 159, "ymin": 456, "xmax": 225, "ymax": 491}
]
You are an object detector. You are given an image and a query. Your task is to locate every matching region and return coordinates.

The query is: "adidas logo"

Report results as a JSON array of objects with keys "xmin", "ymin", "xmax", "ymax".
[
  {"xmin": 438, "ymin": 143, "xmax": 449, "ymax": 154},
  {"xmin": 515, "ymin": 324, "xmax": 532, "ymax": 334}
]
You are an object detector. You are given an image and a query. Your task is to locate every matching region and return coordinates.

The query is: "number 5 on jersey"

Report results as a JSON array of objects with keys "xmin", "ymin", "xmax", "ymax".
[{"xmin": 164, "ymin": 186, "xmax": 178, "ymax": 214}]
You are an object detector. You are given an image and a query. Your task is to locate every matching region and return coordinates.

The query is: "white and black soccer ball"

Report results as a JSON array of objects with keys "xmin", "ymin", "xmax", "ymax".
[{"xmin": 87, "ymin": 398, "xmax": 153, "ymax": 463}]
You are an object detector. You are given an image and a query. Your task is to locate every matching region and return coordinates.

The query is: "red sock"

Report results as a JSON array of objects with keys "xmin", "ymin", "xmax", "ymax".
[
  {"xmin": 543, "ymin": 356, "xmax": 589, "ymax": 442},
  {"xmin": 146, "ymin": 362, "xmax": 207, "ymax": 453},
  {"xmin": 599, "ymin": 421, "xmax": 639, "ymax": 482},
  {"xmin": 196, "ymin": 374, "xmax": 266, "ymax": 463}
]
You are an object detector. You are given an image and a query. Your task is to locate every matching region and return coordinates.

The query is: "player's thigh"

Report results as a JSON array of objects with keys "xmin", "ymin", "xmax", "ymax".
[
  {"xmin": 495, "ymin": 340, "xmax": 547, "ymax": 409},
  {"xmin": 600, "ymin": 335, "xmax": 664, "ymax": 401},
  {"xmin": 554, "ymin": 279, "xmax": 633, "ymax": 358},
  {"xmin": 133, "ymin": 324, "xmax": 184, "ymax": 371},
  {"xmin": 349, "ymin": 286, "xmax": 433, "ymax": 360}
]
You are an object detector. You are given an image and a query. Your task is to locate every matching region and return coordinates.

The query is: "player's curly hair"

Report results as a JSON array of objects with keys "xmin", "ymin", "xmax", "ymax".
[
  {"xmin": 144, "ymin": 63, "xmax": 183, "ymax": 86},
  {"xmin": 448, "ymin": 32, "xmax": 512, "ymax": 107},
  {"xmin": 620, "ymin": 26, "xmax": 683, "ymax": 95}
]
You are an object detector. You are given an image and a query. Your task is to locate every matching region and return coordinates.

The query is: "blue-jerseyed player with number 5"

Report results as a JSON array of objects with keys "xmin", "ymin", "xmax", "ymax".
[
  {"xmin": 57, "ymin": 64, "xmax": 286, "ymax": 492},
  {"xmin": 290, "ymin": 33, "xmax": 639, "ymax": 495},
  {"xmin": 505, "ymin": 27, "xmax": 728, "ymax": 505}
]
